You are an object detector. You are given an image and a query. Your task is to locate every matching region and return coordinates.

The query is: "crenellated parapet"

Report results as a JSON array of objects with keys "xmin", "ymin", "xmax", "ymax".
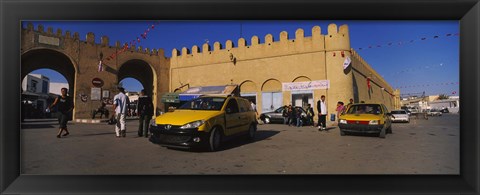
[
  {"xmin": 170, "ymin": 24, "xmax": 351, "ymax": 69},
  {"xmin": 21, "ymin": 22, "xmax": 164, "ymax": 57},
  {"xmin": 350, "ymin": 49, "xmax": 393, "ymax": 93}
]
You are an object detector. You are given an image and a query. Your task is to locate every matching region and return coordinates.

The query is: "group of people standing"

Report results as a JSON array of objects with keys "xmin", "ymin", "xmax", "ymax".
[
  {"xmin": 279, "ymin": 95, "xmax": 354, "ymax": 131},
  {"xmin": 282, "ymin": 104, "xmax": 310, "ymax": 127},
  {"xmin": 111, "ymin": 87, "xmax": 154, "ymax": 138},
  {"xmin": 48, "ymin": 86, "xmax": 154, "ymax": 139}
]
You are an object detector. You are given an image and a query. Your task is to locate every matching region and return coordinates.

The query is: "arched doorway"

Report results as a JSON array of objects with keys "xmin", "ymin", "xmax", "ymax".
[
  {"xmin": 117, "ymin": 59, "xmax": 157, "ymax": 114},
  {"xmin": 239, "ymin": 80, "xmax": 258, "ymax": 103},
  {"xmin": 21, "ymin": 49, "xmax": 77, "ymax": 119},
  {"xmin": 118, "ymin": 77, "xmax": 144, "ymax": 117},
  {"xmin": 291, "ymin": 76, "xmax": 313, "ymax": 109},
  {"xmin": 261, "ymin": 79, "xmax": 282, "ymax": 113}
]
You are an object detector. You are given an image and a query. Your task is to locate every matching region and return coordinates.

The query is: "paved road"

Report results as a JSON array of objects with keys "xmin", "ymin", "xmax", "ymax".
[{"xmin": 21, "ymin": 114, "xmax": 459, "ymax": 175}]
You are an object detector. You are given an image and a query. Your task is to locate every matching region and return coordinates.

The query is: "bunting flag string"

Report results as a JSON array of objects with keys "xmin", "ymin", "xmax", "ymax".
[
  {"xmin": 395, "ymin": 81, "xmax": 459, "ymax": 89},
  {"xmin": 384, "ymin": 63, "xmax": 448, "ymax": 78},
  {"xmin": 104, "ymin": 21, "xmax": 160, "ymax": 62},
  {"xmin": 356, "ymin": 33, "xmax": 459, "ymax": 51}
]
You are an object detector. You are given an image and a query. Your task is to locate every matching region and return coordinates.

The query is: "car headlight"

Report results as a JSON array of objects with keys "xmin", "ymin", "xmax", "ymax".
[
  {"xmin": 180, "ymin": 120, "xmax": 205, "ymax": 129},
  {"xmin": 369, "ymin": 120, "xmax": 379, "ymax": 125},
  {"xmin": 339, "ymin": 119, "xmax": 347, "ymax": 124},
  {"xmin": 150, "ymin": 119, "xmax": 157, "ymax": 127}
]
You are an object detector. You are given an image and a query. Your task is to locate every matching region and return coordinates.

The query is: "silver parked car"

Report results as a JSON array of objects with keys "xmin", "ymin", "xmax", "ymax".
[{"xmin": 391, "ymin": 110, "xmax": 410, "ymax": 123}]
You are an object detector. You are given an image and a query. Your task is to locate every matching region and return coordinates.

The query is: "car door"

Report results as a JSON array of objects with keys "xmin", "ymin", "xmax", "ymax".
[
  {"xmin": 382, "ymin": 105, "xmax": 392, "ymax": 128},
  {"xmin": 271, "ymin": 107, "xmax": 285, "ymax": 122},
  {"xmin": 237, "ymin": 98, "xmax": 253, "ymax": 132},
  {"xmin": 224, "ymin": 98, "xmax": 242, "ymax": 136}
]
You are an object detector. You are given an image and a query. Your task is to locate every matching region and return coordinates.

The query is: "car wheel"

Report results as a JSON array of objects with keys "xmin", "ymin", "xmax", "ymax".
[
  {"xmin": 340, "ymin": 129, "xmax": 346, "ymax": 136},
  {"xmin": 209, "ymin": 127, "xmax": 222, "ymax": 152},
  {"xmin": 247, "ymin": 124, "xmax": 256, "ymax": 141},
  {"xmin": 379, "ymin": 128, "xmax": 386, "ymax": 138},
  {"xmin": 264, "ymin": 117, "xmax": 271, "ymax": 124}
]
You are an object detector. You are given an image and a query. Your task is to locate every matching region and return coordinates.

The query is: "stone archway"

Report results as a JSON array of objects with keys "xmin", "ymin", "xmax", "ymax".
[
  {"xmin": 117, "ymin": 59, "xmax": 157, "ymax": 111},
  {"xmin": 21, "ymin": 49, "xmax": 76, "ymax": 96},
  {"xmin": 21, "ymin": 48, "xmax": 77, "ymax": 118}
]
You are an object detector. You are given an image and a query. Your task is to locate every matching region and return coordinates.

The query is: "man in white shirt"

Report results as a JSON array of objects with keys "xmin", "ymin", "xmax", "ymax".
[
  {"xmin": 113, "ymin": 87, "xmax": 130, "ymax": 137},
  {"xmin": 316, "ymin": 95, "xmax": 327, "ymax": 131}
]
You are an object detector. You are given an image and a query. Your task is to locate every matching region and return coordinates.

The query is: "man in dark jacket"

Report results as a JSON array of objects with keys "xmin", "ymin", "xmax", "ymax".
[
  {"xmin": 137, "ymin": 89, "xmax": 154, "ymax": 138},
  {"xmin": 306, "ymin": 104, "xmax": 315, "ymax": 127}
]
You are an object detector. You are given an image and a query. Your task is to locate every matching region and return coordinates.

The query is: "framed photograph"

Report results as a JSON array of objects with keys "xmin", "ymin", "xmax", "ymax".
[
  {"xmin": 90, "ymin": 87, "xmax": 101, "ymax": 100},
  {"xmin": 102, "ymin": 90, "xmax": 110, "ymax": 99},
  {"xmin": 3, "ymin": 0, "xmax": 479, "ymax": 194}
]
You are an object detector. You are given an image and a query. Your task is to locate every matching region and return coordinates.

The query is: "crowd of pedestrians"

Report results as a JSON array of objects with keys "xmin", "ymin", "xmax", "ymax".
[{"xmin": 275, "ymin": 95, "xmax": 354, "ymax": 131}]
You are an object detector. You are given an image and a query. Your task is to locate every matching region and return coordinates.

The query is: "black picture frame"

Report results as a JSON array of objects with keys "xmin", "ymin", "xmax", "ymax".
[{"xmin": 1, "ymin": 0, "xmax": 479, "ymax": 194}]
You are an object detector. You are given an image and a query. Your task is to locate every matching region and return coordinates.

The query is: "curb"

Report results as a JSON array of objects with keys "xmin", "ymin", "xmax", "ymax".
[
  {"xmin": 74, "ymin": 118, "xmax": 139, "ymax": 124},
  {"xmin": 74, "ymin": 119, "xmax": 108, "ymax": 124}
]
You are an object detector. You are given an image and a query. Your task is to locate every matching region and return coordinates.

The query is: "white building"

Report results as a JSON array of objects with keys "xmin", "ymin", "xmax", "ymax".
[
  {"xmin": 401, "ymin": 95, "xmax": 460, "ymax": 113},
  {"xmin": 22, "ymin": 74, "xmax": 50, "ymax": 111}
]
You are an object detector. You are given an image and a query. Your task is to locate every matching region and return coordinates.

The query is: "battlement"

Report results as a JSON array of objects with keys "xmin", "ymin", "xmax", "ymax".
[
  {"xmin": 171, "ymin": 24, "xmax": 350, "ymax": 67},
  {"xmin": 22, "ymin": 22, "xmax": 164, "ymax": 57},
  {"xmin": 350, "ymin": 49, "xmax": 393, "ymax": 92}
]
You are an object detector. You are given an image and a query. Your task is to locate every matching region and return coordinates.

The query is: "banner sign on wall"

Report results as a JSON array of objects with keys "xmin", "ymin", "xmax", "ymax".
[{"xmin": 282, "ymin": 80, "xmax": 330, "ymax": 91}]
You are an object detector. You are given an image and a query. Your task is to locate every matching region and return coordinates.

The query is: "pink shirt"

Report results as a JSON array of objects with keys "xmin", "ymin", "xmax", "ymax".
[{"xmin": 336, "ymin": 105, "xmax": 344, "ymax": 113}]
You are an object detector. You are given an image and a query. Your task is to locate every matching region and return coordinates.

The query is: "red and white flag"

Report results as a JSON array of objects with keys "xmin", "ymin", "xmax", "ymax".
[{"xmin": 98, "ymin": 60, "xmax": 103, "ymax": 72}]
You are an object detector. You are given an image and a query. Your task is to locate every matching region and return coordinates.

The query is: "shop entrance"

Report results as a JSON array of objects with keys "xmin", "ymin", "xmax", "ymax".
[{"xmin": 292, "ymin": 90, "xmax": 313, "ymax": 109}]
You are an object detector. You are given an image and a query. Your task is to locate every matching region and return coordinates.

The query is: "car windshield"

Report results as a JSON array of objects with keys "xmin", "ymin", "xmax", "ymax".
[
  {"xmin": 391, "ymin": 110, "xmax": 407, "ymax": 114},
  {"xmin": 346, "ymin": 104, "xmax": 382, "ymax": 115},
  {"xmin": 177, "ymin": 97, "xmax": 226, "ymax": 111}
]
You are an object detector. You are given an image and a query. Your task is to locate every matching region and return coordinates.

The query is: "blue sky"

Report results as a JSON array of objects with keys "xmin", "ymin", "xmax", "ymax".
[{"xmin": 24, "ymin": 21, "xmax": 459, "ymax": 96}]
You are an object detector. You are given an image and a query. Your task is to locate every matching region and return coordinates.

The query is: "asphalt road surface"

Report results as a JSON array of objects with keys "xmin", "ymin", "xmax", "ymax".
[{"xmin": 21, "ymin": 113, "xmax": 459, "ymax": 175}]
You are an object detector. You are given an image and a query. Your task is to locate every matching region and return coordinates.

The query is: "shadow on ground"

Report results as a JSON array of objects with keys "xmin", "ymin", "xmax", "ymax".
[
  {"xmin": 215, "ymin": 129, "xmax": 281, "ymax": 152},
  {"xmin": 168, "ymin": 130, "xmax": 281, "ymax": 153},
  {"xmin": 21, "ymin": 124, "xmax": 56, "ymax": 129}
]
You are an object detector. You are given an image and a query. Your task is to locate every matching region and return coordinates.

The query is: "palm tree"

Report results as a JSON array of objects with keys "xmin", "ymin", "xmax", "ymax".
[{"xmin": 438, "ymin": 94, "xmax": 449, "ymax": 100}]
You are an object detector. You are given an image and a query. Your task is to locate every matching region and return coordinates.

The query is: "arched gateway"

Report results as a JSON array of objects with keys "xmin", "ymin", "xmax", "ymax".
[{"xmin": 21, "ymin": 24, "xmax": 170, "ymax": 120}]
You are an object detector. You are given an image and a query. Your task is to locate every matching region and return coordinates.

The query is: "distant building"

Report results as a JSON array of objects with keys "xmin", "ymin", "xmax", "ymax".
[
  {"xmin": 400, "ymin": 94, "xmax": 460, "ymax": 113},
  {"xmin": 22, "ymin": 74, "xmax": 54, "ymax": 119}
]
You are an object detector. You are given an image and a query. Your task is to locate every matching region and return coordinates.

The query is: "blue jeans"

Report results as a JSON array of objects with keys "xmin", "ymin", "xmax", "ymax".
[{"xmin": 296, "ymin": 118, "xmax": 302, "ymax": 127}]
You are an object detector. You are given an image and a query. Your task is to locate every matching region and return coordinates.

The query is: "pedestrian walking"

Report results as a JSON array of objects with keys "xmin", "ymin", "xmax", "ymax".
[
  {"xmin": 282, "ymin": 105, "xmax": 289, "ymax": 125},
  {"xmin": 249, "ymin": 100, "xmax": 260, "ymax": 123},
  {"xmin": 305, "ymin": 104, "xmax": 315, "ymax": 126},
  {"xmin": 295, "ymin": 107, "xmax": 303, "ymax": 127},
  {"xmin": 286, "ymin": 105, "xmax": 293, "ymax": 126},
  {"xmin": 289, "ymin": 105, "xmax": 296, "ymax": 126},
  {"xmin": 113, "ymin": 87, "xmax": 130, "ymax": 138},
  {"xmin": 317, "ymin": 95, "xmax": 327, "ymax": 131},
  {"xmin": 47, "ymin": 88, "xmax": 74, "ymax": 138},
  {"xmin": 336, "ymin": 101, "xmax": 345, "ymax": 124},
  {"xmin": 137, "ymin": 89, "xmax": 154, "ymax": 138}
]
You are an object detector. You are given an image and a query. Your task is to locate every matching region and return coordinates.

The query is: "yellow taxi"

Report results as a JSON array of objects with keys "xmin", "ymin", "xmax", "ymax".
[
  {"xmin": 338, "ymin": 103, "xmax": 393, "ymax": 138},
  {"xmin": 149, "ymin": 96, "xmax": 257, "ymax": 151}
]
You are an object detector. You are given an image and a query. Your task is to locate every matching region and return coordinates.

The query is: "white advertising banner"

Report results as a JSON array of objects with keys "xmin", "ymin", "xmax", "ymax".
[{"xmin": 282, "ymin": 80, "xmax": 330, "ymax": 91}]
